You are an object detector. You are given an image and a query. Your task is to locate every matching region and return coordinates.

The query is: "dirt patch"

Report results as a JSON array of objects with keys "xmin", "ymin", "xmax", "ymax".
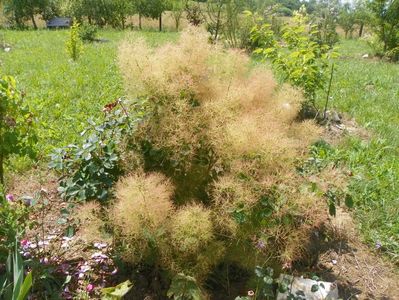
[
  {"xmin": 320, "ymin": 111, "xmax": 371, "ymax": 145},
  {"xmin": 314, "ymin": 209, "xmax": 399, "ymax": 299}
]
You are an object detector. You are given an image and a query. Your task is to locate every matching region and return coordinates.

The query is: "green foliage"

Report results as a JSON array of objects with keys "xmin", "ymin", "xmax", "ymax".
[
  {"xmin": 49, "ymin": 99, "xmax": 144, "ymax": 201},
  {"xmin": 101, "ymin": 280, "xmax": 133, "ymax": 300},
  {"xmin": 68, "ymin": 0, "xmax": 134, "ymax": 28},
  {"xmin": 167, "ymin": 273, "xmax": 204, "ymax": 300},
  {"xmin": 338, "ymin": 3, "xmax": 356, "ymax": 38},
  {"xmin": 171, "ymin": 0, "xmax": 189, "ymax": 30},
  {"xmin": 369, "ymin": 0, "xmax": 399, "ymax": 60},
  {"xmin": 66, "ymin": 22, "xmax": 83, "ymax": 61},
  {"xmin": 0, "ymin": 75, "xmax": 36, "ymax": 184},
  {"xmin": 311, "ymin": 1, "xmax": 339, "ymax": 47},
  {"xmin": 0, "ymin": 30, "xmax": 174, "ymax": 159},
  {"xmin": 134, "ymin": 0, "xmax": 171, "ymax": 31},
  {"xmin": 0, "ymin": 192, "xmax": 30, "ymax": 261},
  {"xmin": 2, "ymin": 0, "xmax": 58, "ymax": 29},
  {"xmin": 0, "ymin": 240, "xmax": 33, "ymax": 300},
  {"xmin": 206, "ymin": 0, "xmax": 247, "ymax": 47},
  {"xmin": 79, "ymin": 23, "xmax": 98, "ymax": 42},
  {"xmin": 251, "ymin": 7, "xmax": 338, "ymax": 106}
]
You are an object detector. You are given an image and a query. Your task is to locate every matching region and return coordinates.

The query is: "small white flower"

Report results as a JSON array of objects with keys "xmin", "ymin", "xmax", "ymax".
[
  {"xmin": 91, "ymin": 252, "xmax": 108, "ymax": 260},
  {"xmin": 38, "ymin": 240, "xmax": 50, "ymax": 246},
  {"xmin": 93, "ymin": 242, "xmax": 107, "ymax": 249},
  {"xmin": 80, "ymin": 265, "xmax": 91, "ymax": 273}
]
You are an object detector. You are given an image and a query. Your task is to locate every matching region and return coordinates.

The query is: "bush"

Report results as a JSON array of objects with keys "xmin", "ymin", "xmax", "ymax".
[
  {"xmin": 49, "ymin": 99, "xmax": 144, "ymax": 201},
  {"xmin": 78, "ymin": 23, "xmax": 98, "ymax": 42},
  {"xmin": 0, "ymin": 76, "xmax": 37, "ymax": 184},
  {"xmin": 116, "ymin": 26, "xmax": 330, "ymax": 288}
]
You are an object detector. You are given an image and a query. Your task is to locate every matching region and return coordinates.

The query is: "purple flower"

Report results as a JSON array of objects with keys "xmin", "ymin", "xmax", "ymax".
[
  {"xmin": 86, "ymin": 284, "xmax": 94, "ymax": 292},
  {"xmin": 376, "ymin": 241, "xmax": 382, "ymax": 249},
  {"xmin": 111, "ymin": 268, "xmax": 118, "ymax": 275},
  {"xmin": 256, "ymin": 240, "xmax": 266, "ymax": 250},
  {"xmin": 40, "ymin": 257, "xmax": 49, "ymax": 264},
  {"xmin": 6, "ymin": 194, "xmax": 14, "ymax": 202}
]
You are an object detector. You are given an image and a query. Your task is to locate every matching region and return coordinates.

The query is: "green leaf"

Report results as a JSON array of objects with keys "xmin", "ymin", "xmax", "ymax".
[
  {"xmin": 16, "ymin": 272, "xmax": 32, "ymax": 300},
  {"xmin": 101, "ymin": 280, "xmax": 133, "ymax": 299},
  {"xmin": 311, "ymin": 284, "xmax": 319, "ymax": 293},
  {"xmin": 254, "ymin": 266, "xmax": 265, "ymax": 278},
  {"xmin": 345, "ymin": 194, "xmax": 354, "ymax": 208},
  {"xmin": 329, "ymin": 201, "xmax": 336, "ymax": 217},
  {"xmin": 167, "ymin": 273, "xmax": 202, "ymax": 300}
]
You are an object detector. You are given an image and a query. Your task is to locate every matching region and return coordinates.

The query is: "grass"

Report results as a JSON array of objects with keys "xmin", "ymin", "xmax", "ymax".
[
  {"xmin": 0, "ymin": 29, "xmax": 178, "ymax": 157},
  {"xmin": 316, "ymin": 38, "xmax": 399, "ymax": 262}
]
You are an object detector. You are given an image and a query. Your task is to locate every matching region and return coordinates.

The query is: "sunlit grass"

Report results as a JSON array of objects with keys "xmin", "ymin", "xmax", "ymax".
[
  {"xmin": 316, "ymin": 38, "xmax": 399, "ymax": 261},
  {"xmin": 0, "ymin": 29, "xmax": 178, "ymax": 155}
]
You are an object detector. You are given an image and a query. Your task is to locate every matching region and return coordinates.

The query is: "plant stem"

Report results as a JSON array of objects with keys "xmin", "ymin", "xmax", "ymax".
[{"xmin": 324, "ymin": 63, "xmax": 335, "ymax": 119}]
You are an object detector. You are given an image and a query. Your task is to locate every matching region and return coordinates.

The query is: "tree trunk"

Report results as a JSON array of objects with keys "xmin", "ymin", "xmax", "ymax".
[
  {"xmin": 159, "ymin": 13, "xmax": 162, "ymax": 32},
  {"xmin": 31, "ymin": 14, "xmax": 38, "ymax": 30},
  {"xmin": 214, "ymin": 5, "xmax": 222, "ymax": 41},
  {"xmin": 359, "ymin": 23, "xmax": 364, "ymax": 37},
  {"xmin": 121, "ymin": 15, "xmax": 125, "ymax": 30},
  {"xmin": 139, "ymin": 14, "xmax": 142, "ymax": 30}
]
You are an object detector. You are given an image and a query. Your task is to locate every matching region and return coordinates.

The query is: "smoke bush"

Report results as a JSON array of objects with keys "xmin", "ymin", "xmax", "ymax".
[{"xmin": 115, "ymin": 26, "xmax": 328, "ymax": 285}]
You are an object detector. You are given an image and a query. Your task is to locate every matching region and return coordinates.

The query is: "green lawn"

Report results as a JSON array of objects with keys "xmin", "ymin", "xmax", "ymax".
[
  {"xmin": 316, "ymin": 39, "xmax": 399, "ymax": 262},
  {"xmin": 0, "ymin": 29, "xmax": 178, "ymax": 156}
]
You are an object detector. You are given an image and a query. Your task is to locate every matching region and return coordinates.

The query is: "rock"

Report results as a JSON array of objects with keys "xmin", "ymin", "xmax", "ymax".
[{"xmin": 277, "ymin": 274, "xmax": 339, "ymax": 300}]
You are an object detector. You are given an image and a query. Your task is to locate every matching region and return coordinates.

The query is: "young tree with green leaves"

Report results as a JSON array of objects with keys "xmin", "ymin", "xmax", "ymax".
[
  {"xmin": 0, "ymin": 76, "xmax": 36, "ymax": 184},
  {"xmin": 251, "ymin": 6, "xmax": 339, "ymax": 111}
]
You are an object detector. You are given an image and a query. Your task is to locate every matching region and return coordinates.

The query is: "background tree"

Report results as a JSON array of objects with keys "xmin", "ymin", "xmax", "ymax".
[
  {"xmin": 311, "ymin": 0, "xmax": 340, "ymax": 46},
  {"xmin": 354, "ymin": 0, "xmax": 371, "ymax": 37},
  {"xmin": 171, "ymin": 0, "xmax": 188, "ymax": 30},
  {"xmin": 369, "ymin": 0, "xmax": 399, "ymax": 58},
  {"xmin": 338, "ymin": 2, "xmax": 356, "ymax": 38},
  {"xmin": 135, "ymin": 0, "xmax": 171, "ymax": 31},
  {"xmin": 3, "ymin": 0, "xmax": 52, "ymax": 29}
]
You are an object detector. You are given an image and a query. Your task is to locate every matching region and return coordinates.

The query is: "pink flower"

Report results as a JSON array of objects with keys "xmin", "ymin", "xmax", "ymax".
[
  {"xmin": 248, "ymin": 290, "xmax": 255, "ymax": 297},
  {"xmin": 20, "ymin": 239, "xmax": 29, "ymax": 247},
  {"xmin": 6, "ymin": 194, "xmax": 14, "ymax": 202},
  {"xmin": 86, "ymin": 284, "xmax": 94, "ymax": 292}
]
